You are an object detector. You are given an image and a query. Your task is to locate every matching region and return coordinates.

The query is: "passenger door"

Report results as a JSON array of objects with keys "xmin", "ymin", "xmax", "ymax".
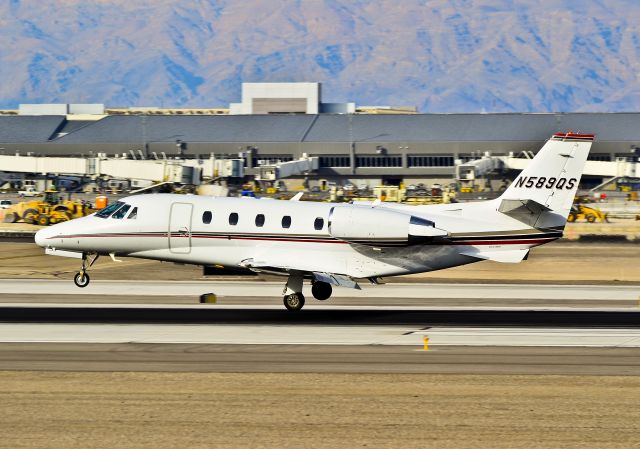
[{"xmin": 169, "ymin": 202, "xmax": 193, "ymax": 254}]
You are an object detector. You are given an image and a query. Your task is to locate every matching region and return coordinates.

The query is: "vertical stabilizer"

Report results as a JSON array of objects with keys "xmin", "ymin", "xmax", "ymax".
[{"xmin": 499, "ymin": 133, "xmax": 593, "ymax": 228}]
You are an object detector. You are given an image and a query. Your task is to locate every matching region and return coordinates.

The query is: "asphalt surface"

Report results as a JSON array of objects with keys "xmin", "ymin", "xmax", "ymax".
[
  {"xmin": 1, "ymin": 304, "xmax": 639, "ymax": 325},
  {"xmin": 1, "ymin": 343, "xmax": 639, "ymax": 375},
  {"xmin": 1, "ymin": 280, "xmax": 639, "ymax": 375}
]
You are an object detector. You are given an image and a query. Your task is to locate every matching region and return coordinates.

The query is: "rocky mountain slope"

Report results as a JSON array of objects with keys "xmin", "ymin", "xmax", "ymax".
[{"xmin": 1, "ymin": 0, "xmax": 639, "ymax": 112}]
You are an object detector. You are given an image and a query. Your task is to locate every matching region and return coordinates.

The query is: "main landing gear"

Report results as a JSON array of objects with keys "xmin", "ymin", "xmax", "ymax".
[
  {"xmin": 282, "ymin": 272, "xmax": 333, "ymax": 311},
  {"xmin": 74, "ymin": 253, "xmax": 99, "ymax": 288},
  {"xmin": 311, "ymin": 281, "xmax": 332, "ymax": 301}
]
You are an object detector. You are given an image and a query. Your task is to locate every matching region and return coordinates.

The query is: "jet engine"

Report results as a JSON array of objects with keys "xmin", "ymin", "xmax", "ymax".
[{"xmin": 328, "ymin": 206, "xmax": 448, "ymax": 246}]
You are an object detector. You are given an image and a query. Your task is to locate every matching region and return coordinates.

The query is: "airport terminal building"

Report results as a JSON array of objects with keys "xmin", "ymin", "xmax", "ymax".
[{"xmin": 0, "ymin": 83, "xmax": 638, "ymax": 186}]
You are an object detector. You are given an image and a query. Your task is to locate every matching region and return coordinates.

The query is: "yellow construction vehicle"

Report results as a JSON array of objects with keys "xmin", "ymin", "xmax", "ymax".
[
  {"xmin": 567, "ymin": 204, "xmax": 608, "ymax": 223},
  {"xmin": 2, "ymin": 190, "xmax": 92, "ymax": 225}
]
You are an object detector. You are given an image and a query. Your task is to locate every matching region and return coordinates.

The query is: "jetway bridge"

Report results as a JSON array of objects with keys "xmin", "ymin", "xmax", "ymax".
[
  {"xmin": 456, "ymin": 152, "xmax": 639, "ymax": 190},
  {"xmin": 0, "ymin": 153, "xmax": 318, "ymax": 189}
]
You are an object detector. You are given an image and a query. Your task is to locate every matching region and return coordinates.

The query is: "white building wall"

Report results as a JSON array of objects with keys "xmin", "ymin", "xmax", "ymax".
[{"xmin": 231, "ymin": 82, "xmax": 320, "ymax": 114}]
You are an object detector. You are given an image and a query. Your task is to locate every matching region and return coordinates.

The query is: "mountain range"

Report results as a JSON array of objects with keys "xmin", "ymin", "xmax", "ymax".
[{"xmin": 1, "ymin": 0, "xmax": 639, "ymax": 112}]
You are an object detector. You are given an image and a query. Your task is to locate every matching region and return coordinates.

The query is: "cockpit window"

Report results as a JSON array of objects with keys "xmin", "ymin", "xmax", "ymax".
[
  {"xmin": 96, "ymin": 201, "xmax": 124, "ymax": 218},
  {"xmin": 112, "ymin": 204, "xmax": 131, "ymax": 219},
  {"xmin": 127, "ymin": 207, "xmax": 138, "ymax": 220},
  {"xmin": 410, "ymin": 216, "xmax": 435, "ymax": 227}
]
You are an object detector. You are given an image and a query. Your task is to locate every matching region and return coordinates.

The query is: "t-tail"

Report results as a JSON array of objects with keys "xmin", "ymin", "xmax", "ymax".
[{"xmin": 497, "ymin": 132, "xmax": 594, "ymax": 231}]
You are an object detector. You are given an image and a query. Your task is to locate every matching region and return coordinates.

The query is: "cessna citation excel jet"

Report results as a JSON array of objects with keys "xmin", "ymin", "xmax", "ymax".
[{"xmin": 35, "ymin": 132, "xmax": 593, "ymax": 311}]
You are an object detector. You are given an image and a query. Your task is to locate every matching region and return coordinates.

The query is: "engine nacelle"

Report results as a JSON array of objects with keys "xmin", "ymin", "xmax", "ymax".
[{"xmin": 328, "ymin": 206, "xmax": 448, "ymax": 246}]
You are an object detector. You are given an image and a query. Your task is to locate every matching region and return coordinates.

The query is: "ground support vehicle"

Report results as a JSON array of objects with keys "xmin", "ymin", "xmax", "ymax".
[{"xmin": 2, "ymin": 190, "xmax": 93, "ymax": 225}]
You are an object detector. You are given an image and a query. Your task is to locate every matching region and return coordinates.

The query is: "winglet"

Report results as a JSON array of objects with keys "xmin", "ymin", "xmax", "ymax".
[{"xmin": 290, "ymin": 192, "xmax": 304, "ymax": 201}]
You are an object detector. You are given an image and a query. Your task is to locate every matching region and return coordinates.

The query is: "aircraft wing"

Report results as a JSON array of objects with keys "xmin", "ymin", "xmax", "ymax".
[
  {"xmin": 239, "ymin": 258, "xmax": 361, "ymax": 289},
  {"xmin": 310, "ymin": 272, "xmax": 360, "ymax": 289}
]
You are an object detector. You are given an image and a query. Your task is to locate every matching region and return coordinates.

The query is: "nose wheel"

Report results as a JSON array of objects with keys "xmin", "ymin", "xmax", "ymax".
[
  {"xmin": 74, "ymin": 271, "xmax": 90, "ymax": 288},
  {"xmin": 73, "ymin": 253, "xmax": 99, "ymax": 288}
]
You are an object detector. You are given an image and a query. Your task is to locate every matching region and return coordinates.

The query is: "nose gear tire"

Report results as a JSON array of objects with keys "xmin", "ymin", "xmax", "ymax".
[{"xmin": 74, "ymin": 272, "xmax": 90, "ymax": 288}]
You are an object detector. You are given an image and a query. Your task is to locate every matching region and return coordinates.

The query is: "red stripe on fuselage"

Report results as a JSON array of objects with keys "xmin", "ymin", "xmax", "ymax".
[{"xmin": 48, "ymin": 233, "xmax": 557, "ymax": 246}]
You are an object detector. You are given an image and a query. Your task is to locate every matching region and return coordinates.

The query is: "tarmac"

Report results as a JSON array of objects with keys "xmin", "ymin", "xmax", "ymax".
[
  {"xmin": 1, "ymin": 241, "xmax": 640, "ymax": 448},
  {"xmin": 1, "ymin": 280, "xmax": 639, "ymax": 375}
]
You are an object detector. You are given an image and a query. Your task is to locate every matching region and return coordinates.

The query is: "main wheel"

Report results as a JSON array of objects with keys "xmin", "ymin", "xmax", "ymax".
[
  {"xmin": 283, "ymin": 292, "xmax": 305, "ymax": 311},
  {"xmin": 73, "ymin": 271, "xmax": 90, "ymax": 288},
  {"xmin": 311, "ymin": 281, "xmax": 332, "ymax": 301},
  {"xmin": 586, "ymin": 214, "xmax": 596, "ymax": 223}
]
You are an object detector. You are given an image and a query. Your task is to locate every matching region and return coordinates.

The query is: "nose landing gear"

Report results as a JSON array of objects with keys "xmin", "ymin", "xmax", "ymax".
[
  {"xmin": 73, "ymin": 253, "xmax": 99, "ymax": 288},
  {"xmin": 74, "ymin": 271, "xmax": 90, "ymax": 288}
]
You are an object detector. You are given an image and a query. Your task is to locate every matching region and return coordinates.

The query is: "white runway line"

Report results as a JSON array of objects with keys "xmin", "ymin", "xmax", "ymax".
[
  {"xmin": 1, "ymin": 323, "xmax": 640, "ymax": 347},
  {"xmin": 0, "ymin": 323, "xmax": 419, "ymax": 346},
  {"xmin": 0, "ymin": 279, "xmax": 638, "ymax": 300}
]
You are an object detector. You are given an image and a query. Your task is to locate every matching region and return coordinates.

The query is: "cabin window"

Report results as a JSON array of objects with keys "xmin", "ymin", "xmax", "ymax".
[
  {"xmin": 229, "ymin": 212, "xmax": 239, "ymax": 225},
  {"xmin": 314, "ymin": 217, "xmax": 324, "ymax": 230},
  {"xmin": 281, "ymin": 216, "xmax": 292, "ymax": 228},
  {"xmin": 202, "ymin": 211, "xmax": 212, "ymax": 224},
  {"xmin": 255, "ymin": 214, "xmax": 265, "ymax": 227},
  {"xmin": 127, "ymin": 207, "xmax": 138, "ymax": 220},
  {"xmin": 112, "ymin": 204, "xmax": 131, "ymax": 220},
  {"xmin": 96, "ymin": 201, "xmax": 124, "ymax": 218}
]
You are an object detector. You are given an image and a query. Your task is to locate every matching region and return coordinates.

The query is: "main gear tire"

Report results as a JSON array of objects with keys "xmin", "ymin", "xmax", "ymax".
[
  {"xmin": 311, "ymin": 282, "xmax": 332, "ymax": 301},
  {"xmin": 283, "ymin": 292, "xmax": 305, "ymax": 311}
]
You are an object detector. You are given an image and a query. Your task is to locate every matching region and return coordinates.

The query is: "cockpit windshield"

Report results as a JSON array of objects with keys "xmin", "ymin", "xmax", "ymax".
[
  {"xmin": 112, "ymin": 204, "xmax": 131, "ymax": 219},
  {"xmin": 96, "ymin": 201, "xmax": 124, "ymax": 218}
]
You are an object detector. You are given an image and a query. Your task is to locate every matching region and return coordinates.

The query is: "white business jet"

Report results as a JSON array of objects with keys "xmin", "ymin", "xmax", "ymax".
[{"xmin": 35, "ymin": 132, "xmax": 593, "ymax": 311}]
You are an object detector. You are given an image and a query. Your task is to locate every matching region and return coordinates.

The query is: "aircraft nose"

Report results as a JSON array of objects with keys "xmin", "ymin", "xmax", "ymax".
[{"xmin": 34, "ymin": 227, "xmax": 53, "ymax": 247}]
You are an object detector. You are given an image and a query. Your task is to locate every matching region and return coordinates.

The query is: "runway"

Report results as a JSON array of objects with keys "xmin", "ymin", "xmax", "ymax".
[
  {"xmin": 1, "ymin": 279, "xmax": 637, "ymax": 300},
  {"xmin": 1, "ymin": 279, "xmax": 639, "ymax": 374}
]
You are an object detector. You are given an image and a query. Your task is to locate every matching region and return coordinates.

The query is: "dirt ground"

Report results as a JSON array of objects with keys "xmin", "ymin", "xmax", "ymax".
[
  {"xmin": 0, "ymin": 241, "xmax": 638, "ymax": 283},
  {"xmin": 0, "ymin": 371, "xmax": 638, "ymax": 449}
]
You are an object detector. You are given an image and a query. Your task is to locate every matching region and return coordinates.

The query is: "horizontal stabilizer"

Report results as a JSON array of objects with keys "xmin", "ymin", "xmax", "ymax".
[{"xmin": 459, "ymin": 248, "xmax": 529, "ymax": 263}]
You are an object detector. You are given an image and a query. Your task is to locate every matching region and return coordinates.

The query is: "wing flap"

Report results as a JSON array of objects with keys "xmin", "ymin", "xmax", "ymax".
[
  {"xmin": 239, "ymin": 258, "xmax": 361, "ymax": 289},
  {"xmin": 312, "ymin": 272, "xmax": 361, "ymax": 289}
]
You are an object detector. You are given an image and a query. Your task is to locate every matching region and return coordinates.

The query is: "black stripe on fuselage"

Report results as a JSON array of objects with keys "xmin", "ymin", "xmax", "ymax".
[{"xmin": 447, "ymin": 231, "xmax": 564, "ymax": 242}]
